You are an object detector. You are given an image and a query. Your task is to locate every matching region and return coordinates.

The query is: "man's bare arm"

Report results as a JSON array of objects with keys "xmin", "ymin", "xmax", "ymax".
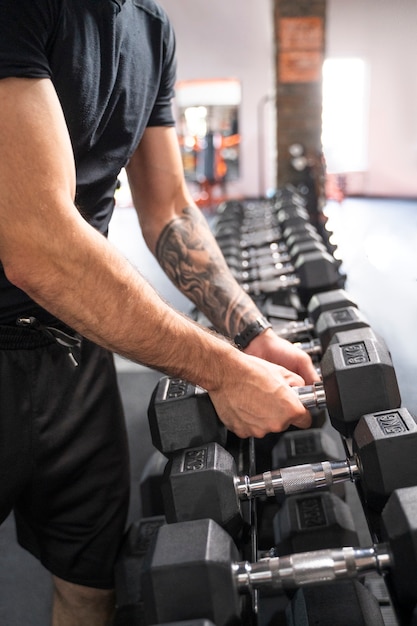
[
  {"xmin": 0, "ymin": 78, "xmax": 234, "ymax": 387},
  {"xmin": 0, "ymin": 78, "xmax": 312, "ymax": 438},
  {"xmin": 126, "ymin": 127, "xmax": 319, "ymax": 384},
  {"xmin": 126, "ymin": 127, "xmax": 262, "ymax": 338}
]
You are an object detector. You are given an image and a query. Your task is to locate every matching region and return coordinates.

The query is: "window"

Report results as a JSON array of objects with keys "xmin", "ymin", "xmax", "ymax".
[{"xmin": 322, "ymin": 58, "xmax": 369, "ymax": 173}]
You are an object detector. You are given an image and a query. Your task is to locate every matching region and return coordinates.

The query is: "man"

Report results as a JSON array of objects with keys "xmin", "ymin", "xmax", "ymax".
[{"xmin": 0, "ymin": 1, "xmax": 319, "ymax": 624}]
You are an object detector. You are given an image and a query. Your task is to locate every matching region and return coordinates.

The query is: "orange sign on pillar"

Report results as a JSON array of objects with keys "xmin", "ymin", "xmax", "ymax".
[{"xmin": 279, "ymin": 17, "xmax": 324, "ymax": 83}]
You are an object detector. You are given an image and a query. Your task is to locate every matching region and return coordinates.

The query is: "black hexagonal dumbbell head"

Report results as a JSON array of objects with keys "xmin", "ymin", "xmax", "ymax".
[
  {"xmin": 315, "ymin": 305, "xmax": 371, "ymax": 352},
  {"xmin": 161, "ymin": 442, "xmax": 243, "ymax": 537},
  {"xmin": 141, "ymin": 518, "xmax": 241, "ymax": 626},
  {"xmin": 320, "ymin": 327, "xmax": 401, "ymax": 437},
  {"xmin": 307, "ymin": 288, "xmax": 358, "ymax": 323},
  {"xmin": 352, "ymin": 407, "xmax": 417, "ymax": 512},
  {"xmin": 147, "ymin": 377, "xmax": 227, "ymax": 456},
  {"xmin": 293, "ymin": 250, "xmax": 344, "ymax": 292}
]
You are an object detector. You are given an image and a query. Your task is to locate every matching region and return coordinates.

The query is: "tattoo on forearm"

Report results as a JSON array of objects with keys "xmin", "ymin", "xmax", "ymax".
[{"xmin": 155, "ymin": 206, "xmax": 259, "ymax": 337}]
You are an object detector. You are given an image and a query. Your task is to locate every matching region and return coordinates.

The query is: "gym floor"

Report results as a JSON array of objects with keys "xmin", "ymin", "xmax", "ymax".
[{"xmin": 0, "ymin": 196, "xmax": 416, "ymax": 625}]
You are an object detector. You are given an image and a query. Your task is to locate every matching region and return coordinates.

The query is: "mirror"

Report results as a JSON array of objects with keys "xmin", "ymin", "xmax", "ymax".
[{"xmin": 175, "ymin": 79, "xmax": 241, "ymax": 207}]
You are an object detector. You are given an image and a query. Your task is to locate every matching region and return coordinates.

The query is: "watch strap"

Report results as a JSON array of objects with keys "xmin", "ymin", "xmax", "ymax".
[{"xmin": 234, "ymin": 316, "xmax": 272, "ymax": 350}]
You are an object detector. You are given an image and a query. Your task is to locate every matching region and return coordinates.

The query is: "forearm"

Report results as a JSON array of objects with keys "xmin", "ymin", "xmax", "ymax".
[
  {"xmin": 3, "ymin": 208, "xmax": 239, "ymax": 392},
  {"xmin": 152, "ymin": 204, "xmax": 320, "ymax": 385},
  {"xmin": 154, "ymin": 204, "xmax": 263, "ymax": 338}
]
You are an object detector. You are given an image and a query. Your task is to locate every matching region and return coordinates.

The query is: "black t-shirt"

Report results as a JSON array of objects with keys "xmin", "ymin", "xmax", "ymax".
[{"xmin": 0, "ymin": 0, "xmax": 176, "ymax": 324}]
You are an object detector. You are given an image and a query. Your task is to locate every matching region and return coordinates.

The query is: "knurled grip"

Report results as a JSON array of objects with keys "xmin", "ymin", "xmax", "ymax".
[{"xmin": 264, "ymin": 461, "xmax": 334, "ymax": 495}]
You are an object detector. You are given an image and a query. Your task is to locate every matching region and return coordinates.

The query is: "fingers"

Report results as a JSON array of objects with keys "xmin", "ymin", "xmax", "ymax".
[
  {"xmin": 296, "ymin": 350, "xmax": 322, "ymax": 384},
  {"xmin": 275, "ymin": 366, "xmax": 305, "ymax": 387},
  {"xmin": 209, "ymin": 354, "xmax": 313, "ymax": 439},
  {"xmin": 244, "ymin": 330, "xmax": 320, "ymax": 384},
  {"xmin": 289, "ymin": 405, "xmax": 313, "ymax": 430}
]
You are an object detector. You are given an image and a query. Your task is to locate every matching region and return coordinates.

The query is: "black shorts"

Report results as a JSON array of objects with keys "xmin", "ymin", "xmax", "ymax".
[{"xmin": 0, "ymin": 324, "xmax": 130, "ymax": 589}]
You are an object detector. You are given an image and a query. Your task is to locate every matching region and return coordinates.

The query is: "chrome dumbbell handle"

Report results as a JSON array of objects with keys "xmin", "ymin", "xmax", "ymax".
[
  {"xmin": 235, "ymin": 458, "xmax": 359, "ymax": 499},
  {"xmin": 233, "ymin": 544, "xmax": 391, "ymax": 592},
  {"xmin": 295, "ymin": 382, "xmax": 327, "ymax": 411}
]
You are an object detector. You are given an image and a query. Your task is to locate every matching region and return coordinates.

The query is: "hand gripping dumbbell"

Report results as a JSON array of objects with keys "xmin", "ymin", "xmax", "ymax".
[
  {"xmin": 141, "ymin": 487, "xmax": 417, "ymax": 626},
  {"xmin": 147, "ymin": 327, "xmax": 401, "ymax": 456},
  {"xmin": 161, "ymin": 408, "xmax": 417, "ymax": 535}
]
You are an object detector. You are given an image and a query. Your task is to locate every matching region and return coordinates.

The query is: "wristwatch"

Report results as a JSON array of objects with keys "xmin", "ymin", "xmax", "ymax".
[{"xmin": 233, "ymin": 316, "xmax": 272, "ymax": 350}]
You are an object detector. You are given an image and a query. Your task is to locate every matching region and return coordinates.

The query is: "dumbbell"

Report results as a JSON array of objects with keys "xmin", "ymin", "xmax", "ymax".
[
  {"xmin": 232, "ymin": 243, "xmax": 342, "ymax": 285},
  {"xmin": 269, "ymin": 305, "xmax": 370, "ymax": 356},
  {"xmin": 275, "ymin": 205, "xmax": 311, "ymax": 230},
  {"xmin": 264, "ymin": 303, "xmax": 369, "ymax": 366},
  {"xmin": 146, "ymin": 374, "xmax": 321, "ymax": 457},
  {"xmin": 148, "ymin": 327, "xmax": 401, "ymax": 456},
  {"xmin": 241, "ymin": 250, "xmax": 345, "ymax": 302},
  {"xmin": 257, "ymin": 428, "xmax": 346, "ymax": 547},
  {"xmin": 222, "ymin": 240, "xmax": 290, "ymax": 268},
  {"xmin": 141, "ymin": 487, "xmax": 417, "ymax": 626},
  {"xmin": 229, "ymin": 259, "xmax": 295, "ymax": 283},
  {"xmin": 225, "ymin": 240, "xmax": 331, "ymax": 283},
  {"xmin": 217, "ymin": 229, "xmax": 326, "ymax": 277},
  {"xmin": 216, "ymin": 219, "xmax": 322, "ymax": 254},
  {"xmin": 261, "ymin": 287, "xmax": 358, "ymax": 339},
  {"xmin": 161, "ymin": 408, "xmax": 417, "ymax": 534}
]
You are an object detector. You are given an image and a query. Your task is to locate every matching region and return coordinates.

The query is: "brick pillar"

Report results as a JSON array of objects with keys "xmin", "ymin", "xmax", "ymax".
[{"xmin": 273, "ymin": 0, "xmax": 327, "ymax": 207}]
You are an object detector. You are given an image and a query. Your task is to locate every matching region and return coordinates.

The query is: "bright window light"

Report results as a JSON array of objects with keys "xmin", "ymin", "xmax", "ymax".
[{"xmin": 322, "ymin": 58, "xmax": 368, "ymax": 173}]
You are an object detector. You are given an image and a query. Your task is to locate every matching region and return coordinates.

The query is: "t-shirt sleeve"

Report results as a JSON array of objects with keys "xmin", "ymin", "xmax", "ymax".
[
  {"xmin": 0, "ymin": 0, "xmax": 55, "ymax": 79},
  {"xmin": 146, "ymin": 12, "xmax": 177, "ymax": 128}
]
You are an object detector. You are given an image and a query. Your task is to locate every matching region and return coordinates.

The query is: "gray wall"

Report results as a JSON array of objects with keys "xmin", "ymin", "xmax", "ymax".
[{"xmin": 158, "ymin": 0, "xmax": 417, "ymax": 198}]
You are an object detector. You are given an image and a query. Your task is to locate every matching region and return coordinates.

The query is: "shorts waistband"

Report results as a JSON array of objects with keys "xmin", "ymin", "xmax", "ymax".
[{"xmin": 0, "ymin": 325, "xmax": 55, "ymax": 350}]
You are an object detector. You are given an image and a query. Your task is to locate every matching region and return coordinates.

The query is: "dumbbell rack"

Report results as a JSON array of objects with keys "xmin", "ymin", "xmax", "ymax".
[
  {"xmin": 211, "ymin": 187, "xmax": 401, "ymax": 626},
  {"xmin": 114, "ymin": 187, "xmax": 411, "ymax": 626},
  {"xmin": 211, "ymin": 188, "xmax": 400, "ymax": 624}
]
